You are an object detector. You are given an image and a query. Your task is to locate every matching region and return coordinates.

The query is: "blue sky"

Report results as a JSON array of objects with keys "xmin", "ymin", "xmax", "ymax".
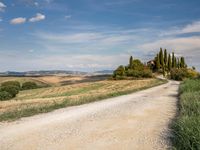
[{"xmin": 0, "ymin": 0, "xmax": 200, "ymax": 72}]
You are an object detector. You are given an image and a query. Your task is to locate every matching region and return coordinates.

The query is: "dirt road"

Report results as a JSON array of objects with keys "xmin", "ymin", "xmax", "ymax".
[{"xmin": 0, "ymin": 80, "xmax": 179, "ymax": 150}]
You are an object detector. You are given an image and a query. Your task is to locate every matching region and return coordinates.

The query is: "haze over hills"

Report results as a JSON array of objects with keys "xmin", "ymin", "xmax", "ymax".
[{"xmin": 0, "ymin": 70, "xmax": 114, "ymax": 76}]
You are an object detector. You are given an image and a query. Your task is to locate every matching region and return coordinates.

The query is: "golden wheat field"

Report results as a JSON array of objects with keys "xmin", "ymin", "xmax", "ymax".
[{"xmin": 0, "ymin": 76, "xmax": 165, "ymax": 121}]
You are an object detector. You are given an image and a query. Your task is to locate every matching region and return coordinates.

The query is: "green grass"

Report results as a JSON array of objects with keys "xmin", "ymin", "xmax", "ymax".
[
  {"xmin": 171, "ymin": 79, "xmax": 200, "ymax": 150},
  {"xmin": 42, "ymin": 83, "xmax": 104, "ymax": 98},
  {"xmin": 0, "ymin": 79, "xmax": 166, "ymax": 122}
]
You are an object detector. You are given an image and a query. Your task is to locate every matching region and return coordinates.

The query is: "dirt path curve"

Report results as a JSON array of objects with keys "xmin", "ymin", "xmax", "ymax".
[{"xmin": 0, "ymin": 80, "xmax": 179, "ymax": 150}]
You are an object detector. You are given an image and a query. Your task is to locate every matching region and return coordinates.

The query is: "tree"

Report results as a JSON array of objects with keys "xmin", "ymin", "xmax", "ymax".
[
  {"xmin": 172, "ymin": 52, "xmax": 176, "ymax": 68},
  {"xmin": 174, "ymin": 57, "xmax": 177, "ymax": 68},
  {"xmin": 113, "ymin": 65, "xmax": 125, "ymax": 77},
  {"xmin": 176, "ymin": 58, "xmax": 179, "ymax": 68},
  {"xmin": 164, "ymin": 49, "xmax": 168, "ymax": 66},
  {"xmin": 180, "ymin": 57, "xmax": 185, "ymax": 68},
  {"xmin": 129, "ymin": 56, "xmax": 133, "ymax": 69},
  {"xmin": 155, "ymin": 54, "xmax": 160, "ymax": 70},
  {"xmin": 168, "ymin": 54, "xmax": 172, "ymax": 72},
  {"xmin": 159, "ymin": 48, "xmax": 164, "ymax": 67},
  {"xmin": 132, "ymin": 59, "xmax": 144, "ymax": 71}
]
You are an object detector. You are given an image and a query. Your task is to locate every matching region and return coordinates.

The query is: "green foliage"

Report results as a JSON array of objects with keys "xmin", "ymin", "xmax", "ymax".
[
  {"xmin": 0, "ymin": 91, "xmax": 12, "ymax": 101},
  {"xmin": 22, "ymin": 82, "xmax": 38, "ymax": 90},
  {"xmin": 155, "ymin": 54, "xmax": 161, "ymax": 70},
  {"xmin": 0, "ymin": 85, "xmax": 19, "ymax": 97},
  {"xmin": 180, "ymin": 57, "xmax": 186, "ymax": 68},
  {"xmin": 170, "ymin": 68, "xmax": 199, "ymax": 81},
  {"xmin": 113, "ymin": 57, "xmax": 152, "ymax": 79},
  {"xmin": 168, "ymin": 54, "xmax": 172, "ymax": 72},
  {"xmin": 1, "ymin": 81, "xmax": 21, "ymax": 90},
  {"xmin": 129, "ymin": 56, "xmax": 133, "ymax": 69},
  {"xmin": 164, "ymin": 49, "xmax": 168, "ymax": 66},
  {"xmin": 171, "ymin": 79, "xmax": 200, "ymax": 150},
  {"xmin": 132, "ymin": 59, "xmax": 144, "ymax": 70},
  {"xmin": 159, "ymin": 48, "xmax": 164, "ymax": 67},
  {"xmin": 172, "ymin": 52, "xmax": 176, "ymax": 68}
]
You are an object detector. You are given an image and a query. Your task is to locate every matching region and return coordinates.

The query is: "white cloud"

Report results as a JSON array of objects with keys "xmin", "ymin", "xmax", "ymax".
[
  {"xmin": 28, "ymin": 49, "xmax": 34, "ymax": 53},
  {"xmin": 182, "ymin": 21, "xmax": 200, "ymax": 33},
  {"xmin": 35, "ymin": 31, "xmax": 136, "ymax": 46},
  {"xmin": 10, "ymin": 17, "xmax": 26, "ymax": 25},
  {"xmin": 29, "ymin": 13, "xmax": 45, "ymax": 22},
  {"xmin": 34, "ymin": 2, "xmax": 39, "ymax": 6},
  {"xmin": 139, "ymin": 36, "xmax": 200, "ymax": 53},
  {"xmin": 65, "ymin": 15, "xmax": 71, "ymax": 19},
  {"xmin": 162, "ymin": 20, "xmax": 200, "ymax": 36},
  {"xmin": 0, "ymin": 2, "xmax": 6, "ymax": 12}
]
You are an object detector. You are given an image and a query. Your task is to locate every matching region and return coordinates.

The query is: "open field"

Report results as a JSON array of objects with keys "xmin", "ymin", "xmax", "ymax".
[
  {"xmin": 0, "ymin": 75, "xmax": 109, "ymax": 86},
  {"xmin": 0, "ymin": 76, "xmax": 166, "ymax": 121},
  {"xmin": 171, "ymin": 78, "xmax": 200, "ymax": 149},
  {"xmin": 0, "ymin": 76, "xmax": 50, "ymax": 87}
]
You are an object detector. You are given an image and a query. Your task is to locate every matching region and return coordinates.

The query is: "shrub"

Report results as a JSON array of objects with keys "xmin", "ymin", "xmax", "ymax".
[
  {"xmin": 132, "ymin": 59, "xmax": 144, "ymax": 71},
  {"xmin": 141, "ymin": 69, "xmax": 153, "ymax": 78},
  {"xmin": 22, "ymin": 82, "xmax": 38, "ymax": 90},
  {"xmin": 0, "ymin": 91, "xmax": 12, "ymax": 101},
  {"xmin": 170, "ymin": 68, "xmax": 198, "ymax": 81},
  {"xmin": 126, "ymin": 69, "xmax": 152, "ymax": 78},
  {"xmin": 0, "ymin": 85, "xmax": 19, "ymax": 97},
  {"xmin": 113, "ymin": 65, "xmax": 125, "ymax": 77},
  {"xmin": 1, "ymin": 81, "xmax": 21, "ymax": 90}
]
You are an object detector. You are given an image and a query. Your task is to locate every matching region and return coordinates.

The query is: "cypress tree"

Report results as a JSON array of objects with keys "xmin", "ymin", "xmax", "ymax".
[
  {"xmin": 180, "ymin": 57, "xmax": 185, "ymax": 68},
  {"xmin": 174, "ymin": 57, "xmax": 177, "ymax": 68},
  {"xmin": 168, "ymin": 54, "xmax": 172, "ymax": 72},
  {"xmin": 159, "ymin": 48, "xmax": 164, "ymax": 67},
  {"xmin": 129, "ymin": 56, "xmax": 133, "ymax": 69},
  {"xmin": 172, "ymin": 52, "xmax": 175, "ymax": 68},
  {"xmin": 177, "ymin": 58, "xmax": 180, "ymax": 68},
  {"xmin": 155, "ymin": 54, "xmax": 160, "ymax": 70},
  {"xmin": 164, "ymin": 49, "xmax": 168, "ymax": 66}
]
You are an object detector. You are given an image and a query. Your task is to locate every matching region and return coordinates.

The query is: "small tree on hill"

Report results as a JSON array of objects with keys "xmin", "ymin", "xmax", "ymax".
[
  {"xmin": 172, "ymin": 52, "xmax": 176, "ymax": 68},
  {"xmin": 155, "ymin": 54, "xmax": 161, "ymax": 70},
  {"xmin": 168, "ymin": 54, "xmax": 172, "ymax": 72},
  {"xmin": 159, "ymin": 48, "xmax": 164, "ymax": 67},
  {"xmin": 164, "ymin": 49, "xmax": 168, "ymax": 66},
  {"xmin": 113, "ymin": 65, "xmax": 125, "ymax": 77},
  {"xmin": 180, "ymin": 57, "xmax": 186, "ymax": 68},
  {"xmin": 129, "ymin": 56, "xmax": 133, "ymax": 69}
]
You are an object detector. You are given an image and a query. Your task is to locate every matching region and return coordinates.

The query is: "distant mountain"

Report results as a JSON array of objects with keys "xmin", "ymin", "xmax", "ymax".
[
  {"xmin": 0, "ymin": 70, "xmax": 88, "ymax": 76},
  {"xmin": 0, "ymin": 70, "xmax": 114, "ymax": 76},
  {"xmin": 94, "ymin": 70, "xmax": 113, "ymax": 74}
]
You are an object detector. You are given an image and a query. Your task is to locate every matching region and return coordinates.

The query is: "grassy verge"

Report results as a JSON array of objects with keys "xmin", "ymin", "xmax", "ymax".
[
  {"xmin": 0, "ymin": 78, "xmax": 167, "ymax": 122},
  {"xmin": 171, "ymin": 79, "xmax": 200, "ymax": 149}
]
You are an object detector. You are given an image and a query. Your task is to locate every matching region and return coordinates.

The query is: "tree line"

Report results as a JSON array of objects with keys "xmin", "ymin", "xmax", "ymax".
[
  {"xmin": 152, "ymin": 48, "xmax": 187, "ymax": 76},
  {"xmin": 113, "ymin": 47, "xmax": 199, "ymax": 80}
]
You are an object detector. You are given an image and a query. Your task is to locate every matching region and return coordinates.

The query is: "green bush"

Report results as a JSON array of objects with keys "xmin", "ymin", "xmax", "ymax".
[
  {"xmin": 131, "ymin": 59, "xmax": 144, "ymax": 71},
  {"xmin": 170, "ymin": 68, "xmax": 199, "ymax": 81},
  {"xmin": 1, "ymin": 81, "xmax": 21, "ymax": 90},
  {"xmin": 22, "ymin": 82, "xmax": 38, "ymax": 90},
  {"xmin": 0, "ymin": 85, "xmax": 19, "ymax": 97},
  {"xmin": 0, "ymin": 91, "xmax": 12, "ymax": 101},
  {"xmin": 141, "ymin": 69, "xmax": 153, "ymax": 78}
]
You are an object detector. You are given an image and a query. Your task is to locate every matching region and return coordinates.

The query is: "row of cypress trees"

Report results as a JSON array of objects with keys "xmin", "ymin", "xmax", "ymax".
[{"xmin": 154, "ymin": 48, "xmax": 187, "ymax": 75}]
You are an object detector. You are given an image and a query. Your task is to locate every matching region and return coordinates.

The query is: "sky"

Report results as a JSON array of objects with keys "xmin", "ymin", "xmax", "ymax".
[{"xmin": 0, "ymin": 0, "xmax": 200, "ymax": 72}]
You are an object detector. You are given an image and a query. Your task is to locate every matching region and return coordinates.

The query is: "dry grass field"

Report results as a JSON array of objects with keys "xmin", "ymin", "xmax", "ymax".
[{"xmin": 0, "ymin": 76, "xmax": 166, "ymax": 121}]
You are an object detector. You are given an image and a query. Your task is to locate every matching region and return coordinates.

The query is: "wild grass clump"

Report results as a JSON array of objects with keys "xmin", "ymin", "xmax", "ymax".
[{"xmin": 171, "ymin": 79, "xmax": 200, "ymax": 149}]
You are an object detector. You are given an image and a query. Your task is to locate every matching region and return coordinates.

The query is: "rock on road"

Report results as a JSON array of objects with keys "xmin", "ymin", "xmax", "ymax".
[{"xmin": 0, "ymin": 80, "xmax": 179, "ymax": 150}]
